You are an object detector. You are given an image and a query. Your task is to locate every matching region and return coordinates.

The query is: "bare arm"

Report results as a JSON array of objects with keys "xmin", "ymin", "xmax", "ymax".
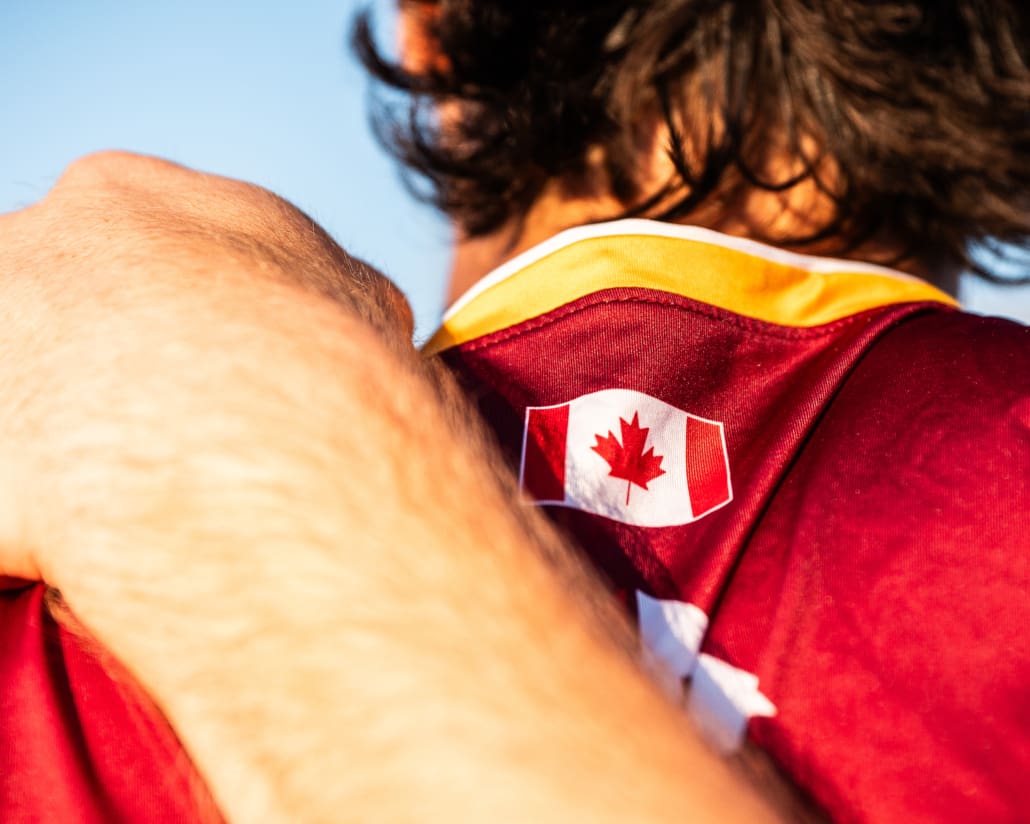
[{"xmin": 0, "ymin": 153, "xmax": 783, "ymax": 824}]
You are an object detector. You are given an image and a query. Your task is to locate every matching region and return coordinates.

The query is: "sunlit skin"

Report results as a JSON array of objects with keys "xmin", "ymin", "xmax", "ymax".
[
  {"xmin": 0, "ymin": 149, "xmax": 790, "ymax": 824},
  {"xmin": 0, "ymin": 3, "xmax": 992, "ymax": 821}
]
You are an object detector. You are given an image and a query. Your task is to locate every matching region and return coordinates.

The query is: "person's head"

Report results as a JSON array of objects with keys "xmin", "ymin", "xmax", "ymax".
[{"xmin": 355, "ymin": 0, "xmax": 1030, "ymax": 285}]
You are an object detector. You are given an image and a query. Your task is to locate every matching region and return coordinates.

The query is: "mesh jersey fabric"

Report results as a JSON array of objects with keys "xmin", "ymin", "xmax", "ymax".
[
  {"xmin": 430, "ymin": 219, "xmax": 1030, "ymax": 824},
  {"xmin": 0, "ymin": 218, "xmax": 1027, "ymax": 822}
]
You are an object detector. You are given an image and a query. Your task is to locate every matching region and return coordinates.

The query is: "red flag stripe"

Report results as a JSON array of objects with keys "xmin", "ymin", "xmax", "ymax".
[
  {"xmin": 685, "ymin": 416, "xmax": 731, "ymax": 517},
  {"xmin": 521, "ymin": 405, "xmax": 570, "ymax": 501}
]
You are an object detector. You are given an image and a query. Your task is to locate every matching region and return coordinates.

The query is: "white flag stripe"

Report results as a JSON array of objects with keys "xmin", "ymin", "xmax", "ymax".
[
  {"xmin": 636, "ymin": 593, "xmax": 777, "ymax": 753},
  {"xmin": 636, "ymin": 592, "xmax": 708, "ymax": 679},
  {"xmin": 688, "ymin": 654, "xmax": 778, "ymax": 753}
]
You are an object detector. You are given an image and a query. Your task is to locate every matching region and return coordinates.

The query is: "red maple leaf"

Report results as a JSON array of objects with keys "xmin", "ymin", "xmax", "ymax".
[{"xmin": 591, "ymin": 412, "xmax": 666, "ymax": 505}]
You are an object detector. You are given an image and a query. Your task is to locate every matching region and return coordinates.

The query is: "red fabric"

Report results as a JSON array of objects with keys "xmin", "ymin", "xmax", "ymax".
[
  {"xmin": 0, "ymin": 259, "xmax": 1025, "ymax": 822},
  {"xmin": 0, "ymin": 584, "xmax": 222, "ymax": 822},
  {"xmin": 522, "ymin": 403, "xmax": 569, "ymax": 501},
  {"xmin": 684, "ymin": 415, "xmax": 729, "ymax": 517},
  {"xmin": 442, "ymin": 286, "xmax": 1030, "ymax": 823}
]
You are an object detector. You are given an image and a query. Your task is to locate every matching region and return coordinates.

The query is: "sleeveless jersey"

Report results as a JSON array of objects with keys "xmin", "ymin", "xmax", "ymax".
[
  {"xmin": 428, "ymin": 219, "xmax": 1030, "ymax": 824},
  {"xmin": 1, "ymin": 218, "xmax": 1027, "ymax": 823}
]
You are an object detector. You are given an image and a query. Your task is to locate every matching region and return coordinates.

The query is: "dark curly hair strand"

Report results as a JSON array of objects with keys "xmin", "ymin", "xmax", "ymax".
[{"xmin": 354, "ymin": 0, "xmax": 1030, "ymax": 283}]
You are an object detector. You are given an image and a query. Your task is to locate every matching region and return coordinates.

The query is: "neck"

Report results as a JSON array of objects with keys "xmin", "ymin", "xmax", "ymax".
[
  {"xmin": 447, "ymin": 153, "xmax": 959, "ymax": 305},
  {"xmin": 447, "ymin": 184, "xmax": 627, "ymax": 305}
]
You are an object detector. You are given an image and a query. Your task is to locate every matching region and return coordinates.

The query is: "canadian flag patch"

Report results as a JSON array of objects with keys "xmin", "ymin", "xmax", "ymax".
[{"xmin": 519, "ymin": 389, "xmax": 732, "ymax": 527}]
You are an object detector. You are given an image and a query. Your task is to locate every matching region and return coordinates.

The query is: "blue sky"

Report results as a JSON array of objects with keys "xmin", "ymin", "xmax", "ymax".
[
  {"xmin": 0, "ymin": 0, "xmax": 451, "ymax": 337},
  {"xmin": 1, "ymin": 0, "xmax": 1027, "ymax": 335}
]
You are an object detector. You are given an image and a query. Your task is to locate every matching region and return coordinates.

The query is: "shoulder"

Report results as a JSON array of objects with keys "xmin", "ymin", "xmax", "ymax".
[
  {"xmin": 827, "ymin": 309, "xmax": 1030, "ymax": 483},
  {"xmin": 782, "ymin": 309, "xmax": 1030, "ymax": 540},
  {"xmin": 858, "ymin": 308, "xmax": 1030, "ymax": 392},
  {"xmin": 735, "ymin": 310, "xmax": 1030, "ymax": 822}
]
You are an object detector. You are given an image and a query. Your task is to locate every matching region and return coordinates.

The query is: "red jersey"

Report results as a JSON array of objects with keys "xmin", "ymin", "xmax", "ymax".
[
  {"xmin": 1, "ymin": 219, "xmax": 1027, "ymax": 822},
  {"xmin": 428, "ymin": 220, "xmax": 1030, "ymax": 823},
  {"xmin": 0, "ymin": 579, "xmax": 221, "ymax": 822}
]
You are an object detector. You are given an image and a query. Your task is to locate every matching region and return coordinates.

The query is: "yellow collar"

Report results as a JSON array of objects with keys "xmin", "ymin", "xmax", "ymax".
[{"xmin": 425, "ymin": 219, "xmax": 957, "ymax": 355}]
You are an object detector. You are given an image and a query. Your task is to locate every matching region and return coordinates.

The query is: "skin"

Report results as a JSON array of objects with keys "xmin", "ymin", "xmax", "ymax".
[
  {"xmin": 1, "ymin": 19, "xmax": 922, "ymax": 815},
  {"xmin": 447, "ymin": 128, "xmax": 959, "ymax": 304},
  {"xmin": 0, "ymin": 151, "xmax": 787, "ymax": 823},
  {"xmin": 0, "ymin": 8, "xmax": 981, "ymax": 818}
]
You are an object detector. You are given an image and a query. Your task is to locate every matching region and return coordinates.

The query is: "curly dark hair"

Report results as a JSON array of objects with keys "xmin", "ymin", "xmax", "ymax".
[{"xmin": 354, "ymin": 1, "xmax": 1030, "ymax": 283}]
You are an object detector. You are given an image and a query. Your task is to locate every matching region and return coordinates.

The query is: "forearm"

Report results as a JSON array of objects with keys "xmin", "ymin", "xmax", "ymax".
[
  {"xmin": 5, "ymin": 269, "xmax": 776, "ymax": 823},
  {"xmin": 0, "ymin": 151, "xmax": 784, "ymax": 821}
]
